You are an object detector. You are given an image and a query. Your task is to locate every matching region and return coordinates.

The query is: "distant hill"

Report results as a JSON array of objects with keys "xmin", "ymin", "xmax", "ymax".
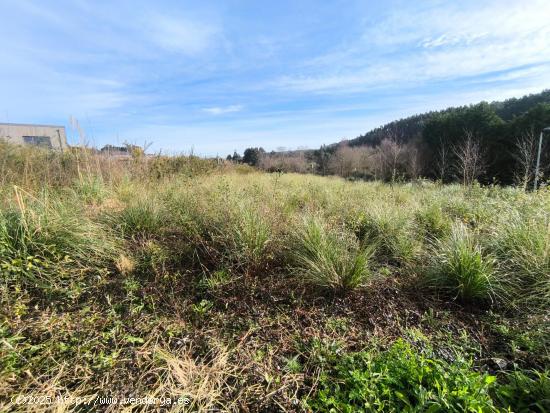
[{"xmin": 346, "ymin": 90, "xmax": 550, "ymax": 148}]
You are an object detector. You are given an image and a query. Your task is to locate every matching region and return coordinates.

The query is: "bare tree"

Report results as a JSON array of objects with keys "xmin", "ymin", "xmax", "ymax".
[
  {"xmin": 259, "ymin": 151, "xmax": 308, "ymax": 173},
  {"xmin": 404, "ymin": 142, "xmax": 423, "ymax": 180},
  {"xmin": 375, "ymin": 135, "xmax": 405, "ymax": 183},
  {"xmin": 435, "ymin": 138, "xmax": 450, "ymax": 183},
  {"xmin": 328, "ymin": 144, "xmax": 355, "ymax": 177},
  {"xmin": 513, "ymin": 130, "xmax": 538, "ymax": 191},
  {"xmin": 453, "ymin": 131, "xmax": 487, "ymax": 186}
]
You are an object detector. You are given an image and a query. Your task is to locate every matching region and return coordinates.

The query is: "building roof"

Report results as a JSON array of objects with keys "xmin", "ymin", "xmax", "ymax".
[{"xmin": 0, "ymin": 122, "xmax": 66, "ymax": 129}]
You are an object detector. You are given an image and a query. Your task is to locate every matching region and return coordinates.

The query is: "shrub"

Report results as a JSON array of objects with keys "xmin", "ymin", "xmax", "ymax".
[
  {"xmin": 291, "ymin": 217, "xmax": 373, "ymax": 291},
  {"xmin": 307, "ymin": 339, "xmax": 498, "ymax": 412},
  {"xmin": 424, "ymin": 223, "xmax": 499, "ymax": 303}
]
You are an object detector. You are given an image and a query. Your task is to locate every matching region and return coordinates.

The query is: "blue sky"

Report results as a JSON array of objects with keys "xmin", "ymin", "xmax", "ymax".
[{"xmin": 1, "ymin": 0, "xmax": 549, "ymax": 155}]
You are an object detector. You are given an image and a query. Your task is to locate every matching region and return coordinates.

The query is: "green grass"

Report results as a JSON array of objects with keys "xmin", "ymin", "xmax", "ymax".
[
  {"xmin": 424, "ymin": 223, "xmax": 499, "ymax": 304},
  {"xmin": 0, "ymin": 187, "xmax": 117, "ymax": 293},
  {"xmin": 491, "ymin": 213, "xmax": 550, "ymax": 312},
  {"xmin": 1, "ymin": 143, "xmax": 549, "ymax": 411},
  {"xmin": 291, "ymin": 217, "xmax": 374, "ymax": 291}
]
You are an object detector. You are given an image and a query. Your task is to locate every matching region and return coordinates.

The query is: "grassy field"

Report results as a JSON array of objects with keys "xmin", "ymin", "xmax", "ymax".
[{"xmin": 1, "ymin": 143, "xmax": 549, "ymax": 412}]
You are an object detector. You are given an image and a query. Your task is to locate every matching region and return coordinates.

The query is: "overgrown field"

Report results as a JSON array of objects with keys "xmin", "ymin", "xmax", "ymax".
[{"xmin": 1, "ymin": 144, "xmax": 549, "ymax": 412}]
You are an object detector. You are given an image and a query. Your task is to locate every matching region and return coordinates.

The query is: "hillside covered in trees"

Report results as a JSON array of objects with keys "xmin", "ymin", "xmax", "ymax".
[{"xmin": 238, "ymin": 90, "xmax": 550, "ymax": 186}]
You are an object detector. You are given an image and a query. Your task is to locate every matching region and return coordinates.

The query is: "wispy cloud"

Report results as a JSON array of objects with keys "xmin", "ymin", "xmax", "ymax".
[
  {"xmin": 420, "ymin": 32, "xmax": 488, "ymax": 48},
  {"xmin": 203, "ymin": 105, "xmax": 243, "ymax": 115},
  {"xmin": 276, "ymin": 0, "xmax": 550, "ymax": 93},
  {"xmin": 147, "ymin": 14, "xmax": 219, "ymax": 55}
]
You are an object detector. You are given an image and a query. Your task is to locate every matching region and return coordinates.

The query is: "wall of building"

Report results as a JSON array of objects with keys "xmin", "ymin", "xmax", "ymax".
[{"xmin": 0, "ymin": 123, "xmax": 68, "ymax": 150}]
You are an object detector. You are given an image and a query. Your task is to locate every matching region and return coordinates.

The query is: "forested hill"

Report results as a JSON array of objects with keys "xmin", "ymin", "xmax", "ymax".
[
  {"xmin": 243, "ymin": 89, "xmax": 550, "ymax": 185},
  {"xmin": 347, "ymin": 89, "xmax": 550, "ymax": 148}
]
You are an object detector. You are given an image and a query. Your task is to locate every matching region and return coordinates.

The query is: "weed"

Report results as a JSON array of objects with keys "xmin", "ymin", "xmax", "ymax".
[
  {"xmin": 493, "ymin": 370, "xmax": 550, "ymax": 412},
  {"xmin": 192, "ymin": 299, "xmax": 214, "ymax": 319},
  {"xmin": 307, "ymin": 339, "xmax": 498, "ymax": 412}
]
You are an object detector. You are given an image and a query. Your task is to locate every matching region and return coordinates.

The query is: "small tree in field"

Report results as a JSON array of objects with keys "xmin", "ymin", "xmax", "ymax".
[
  {"xmin": 374, "ymin": 133, "xmax": 405, "ymax": 183},
  {"xmin": 404, "ymin": 142, "xmax": 423, "ymax": 180},
  {"xmin": 453, "ymin": 131, "xmax": 486, "ymax": 186},
  {"xmin": 513, "ymin": 130, "xmax": 538, "ymax": 191}
]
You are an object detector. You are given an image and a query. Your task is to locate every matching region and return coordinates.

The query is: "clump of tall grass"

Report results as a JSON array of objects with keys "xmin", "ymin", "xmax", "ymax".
[
  {"xmin": 226, "ymin": 208, "xmax": 272, "ymax": 272},
  {"xmin": 291, "ymin": 217, "xmax": 373, "ymax": 291},
  {"xmin": 354, "ymin": 208, "xmax": 418, "ymax": 266},
  {"xmin": 490, "ymin": 214, "xmax": 550, "ymax": 312},
  {"xmin": 73, "ymin": 175, "xmax": 108, "ymax": 204},
  {"xmin": 115, "ymin": 195, "xmax": 167, "ymax": 239},
  {"xmin": 415, "ymin": 204, "xmax": 452, "ymax": 240},
  {"xmin": 0, "ymin": 187, "xmax": 117, "ymax": 292},
  {"xmin": 424, "ymin": 223, "xmax": 500, "ymax": 304}
]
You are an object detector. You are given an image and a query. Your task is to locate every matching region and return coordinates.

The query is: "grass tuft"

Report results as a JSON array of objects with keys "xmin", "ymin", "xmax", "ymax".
[
  {"xmin": 291, "ymin": 217, "xmax": 373, "ymax": 291},
  {"xmin": 424, "ymin": 223, "xmax": 499, "ymax": 303}
]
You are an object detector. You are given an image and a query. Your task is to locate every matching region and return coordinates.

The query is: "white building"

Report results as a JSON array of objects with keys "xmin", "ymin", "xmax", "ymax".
[{"xmin": 0, "ymin": 122, "xmax": 68, "ymax": 151}]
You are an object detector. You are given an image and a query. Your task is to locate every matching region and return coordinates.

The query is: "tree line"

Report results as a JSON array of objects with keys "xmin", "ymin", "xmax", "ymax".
[{"xmin": 227, "ymin": 90, "xmax": 550, "ymax": 187}]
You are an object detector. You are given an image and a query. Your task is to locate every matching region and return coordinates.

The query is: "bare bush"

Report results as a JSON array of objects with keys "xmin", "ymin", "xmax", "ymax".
[
  {"xmin": 259, "ymin": 151, "xmax": 310, "ymax": 173},
  {"xmin": 453, "ymin": 131, "xmax": 487, "ymax": 186},
  {"xmin": 372, "ymin": 135, "xmax": 405, "ymax": 182},
  {"xmin": 513, "ymin": 130, "xmax": 538, "ymax": 191},
  {"xmin": 326, "ymin": 144, "xmax": 374, "ymax": 178}
]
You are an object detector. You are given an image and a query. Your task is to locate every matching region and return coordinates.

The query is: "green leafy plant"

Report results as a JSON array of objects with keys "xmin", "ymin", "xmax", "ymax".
[
  {"xmin": 307, "ymin": 339, "xmax": 498, "ymax": 412},
  {"xmin": 493, "ymin": 369, "xmax": 550, "ymax": 413},
  {"xmin": 192, "ymin": 299, "xmax": 214, "ymax": 319}
]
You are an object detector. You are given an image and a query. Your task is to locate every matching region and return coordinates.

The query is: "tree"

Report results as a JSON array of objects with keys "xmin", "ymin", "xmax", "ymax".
[
  {"xmin": 314, "ymin": 145, "xmax": 331, "ymax": 175},
  {"xmin": 328, "ymin": 145, "xmax": 354, "ymax": 177},
  {"xmin": 258, "ymin": 150, "xmax": 309, "ymax": 173},
  {"xmin": 242, "ymin": 147, "xmax": 265, "ymax": 166},
  {"xmin": 228, "ymin": 151, "xmax": 242, "ymax": 162},
  {"xmin": 453, "ymin": 131, "xmax": 486, "ymax": 186},
  {"xmin": 435, "ymin": 138, "xmax": 450, "ymax": 182},
  {"xmin": 374, "ymin": 135, "xmax": 405, "ymax": 183},
  {"xmin": 513, "ymin": 130, "xmax": 538, "ymax": 190},
  {"xmin": 404, "ymin": 142, "xmax": 423, "ymax": 180}
]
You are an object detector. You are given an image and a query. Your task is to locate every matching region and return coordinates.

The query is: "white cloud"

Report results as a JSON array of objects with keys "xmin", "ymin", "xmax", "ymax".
[
  {"xmin": 277, "ymin": 0, "xmax": 550, "ymax": 93},
  {"xmin": 420, "ymin": 32, "xmax": 488, "ymax": 48},
  {"xmin": 147, "ymin": 14, "xmax": 219, "ymax": 55},
  {"xmin": 203, "ymin": 105, "xmax": 243, "ymax": 115}
]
